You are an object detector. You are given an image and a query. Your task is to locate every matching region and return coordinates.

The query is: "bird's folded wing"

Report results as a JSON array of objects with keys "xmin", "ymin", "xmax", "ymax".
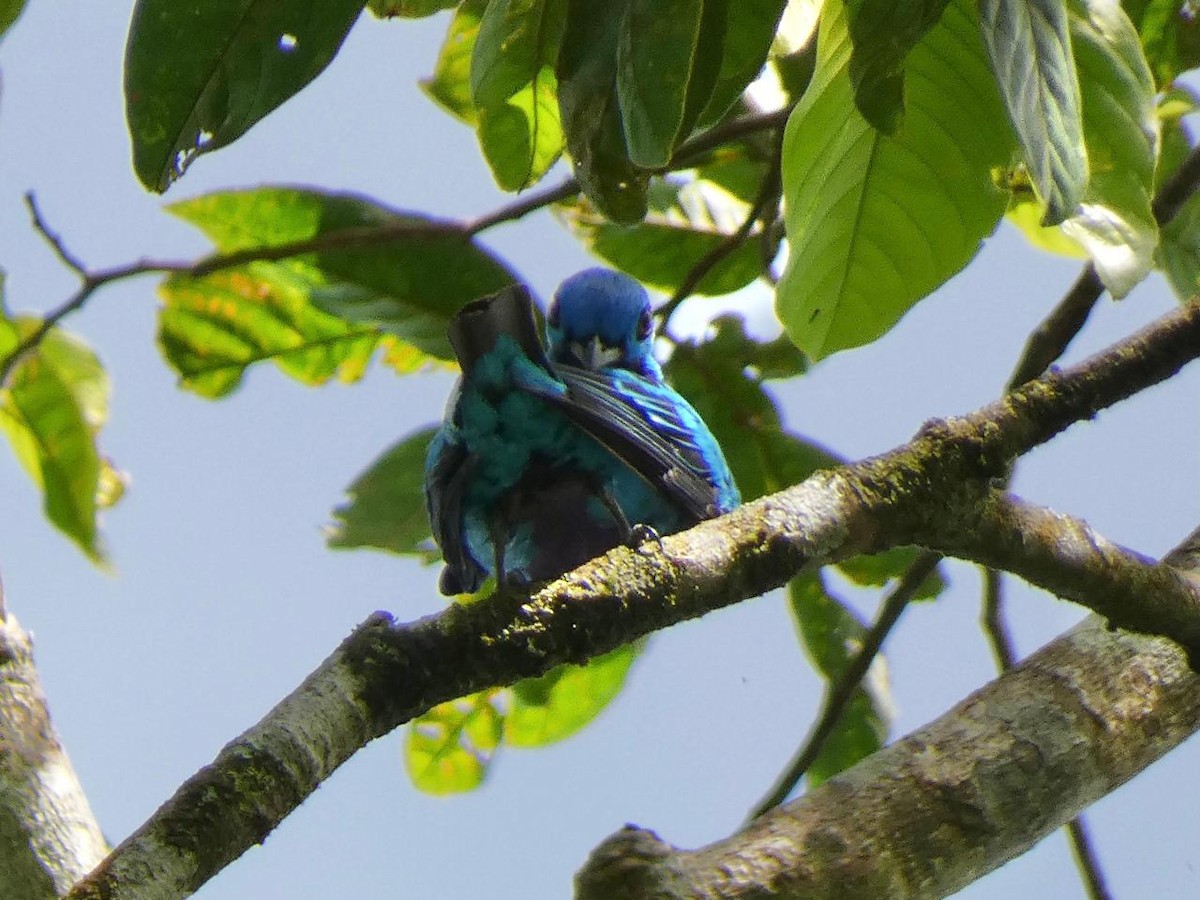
[
  {"xmin": 550, "ymin": 365, "xmax": 723, "ymax": 521},
  {"xmin": 424, "ymin": 428, "xmax": 484, "ymax": 594}
]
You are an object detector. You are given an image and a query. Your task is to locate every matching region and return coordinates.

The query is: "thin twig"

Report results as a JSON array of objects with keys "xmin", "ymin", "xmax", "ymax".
[
  {"xmin": 24, "ymin": 193, "xmax": 88, "ymax": 275},
  {"xmin": 659, "ymin": 133, "xmax": 785, "ymax": 329},
  {"xmin": 748, "ymin": 551, "xmax": 942, "ymax": 820}
]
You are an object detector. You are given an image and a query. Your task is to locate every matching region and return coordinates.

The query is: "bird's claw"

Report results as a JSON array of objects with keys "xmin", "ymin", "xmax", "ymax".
[{"xmin": 627, "ymin": 523, "xmax": 663, "ymax": 552}]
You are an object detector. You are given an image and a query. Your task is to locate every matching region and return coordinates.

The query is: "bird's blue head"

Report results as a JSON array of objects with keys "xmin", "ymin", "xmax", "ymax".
[{"xmin": 546, "ymin": 268, "xmax": 660, "ymax": 378}]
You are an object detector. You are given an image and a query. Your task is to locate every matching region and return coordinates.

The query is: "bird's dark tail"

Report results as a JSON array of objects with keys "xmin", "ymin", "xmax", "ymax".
[{"xmin": 448, "ymin": 284, "xmax": 553, "ymax": 376}]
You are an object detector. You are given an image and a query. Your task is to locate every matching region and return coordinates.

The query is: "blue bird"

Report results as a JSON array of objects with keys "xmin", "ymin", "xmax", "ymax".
[{"xmin": 424, "ymin": 268, "xmax": 739, "ymax": 595}]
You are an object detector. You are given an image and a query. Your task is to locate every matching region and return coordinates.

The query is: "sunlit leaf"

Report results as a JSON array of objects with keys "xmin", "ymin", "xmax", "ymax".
[
  {"xmin": 327, "ymin": 427, "xmax": 439, "ymax": 557},
  {"xmin": 1059, "ymin": 0, "xmax": 1159, "ymax": 299},
  {"xmin": 0, "ymin": 311, "xmax": 111, "ymax": 562},
  {"xmin": 406, "ymin": 692, "xmax": 504, "ymax": 793},
  {"xmin": 159, "ymin": 186, "xmax": 514, "ymax": 395},
  {"xmin": 506, "ymin": 644, "xmax": 640, "ymax": 746},
  {"xmin": 843, "ymin": 0, "xmax": 950, "ymax": 133},
  {"xmin": 421, "ymin": 0, "xmax": 487, "ymax": 124},
  {"xmin": 777, "ymin": 0, "xmax": 1015, "ymax": 360},
  {"xmin": 788, "ymin": 572, "xmax": 890, "ymax": 786},
  {"xmin": 124, "ymin": 0, "xmax": 364, "ymax": 191}
]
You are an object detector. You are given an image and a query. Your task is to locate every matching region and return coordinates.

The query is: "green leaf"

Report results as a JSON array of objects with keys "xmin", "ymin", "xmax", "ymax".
[
  {"xmin": 777, "ymin": 0, "xmax": 1015, "ymax": 360},
  {"xmin": 159, "ymin": 186, "xmax": 514, "ymax": 396},
  {"xmin": 0, "ymin": 0, "xmax": 26, "ymax": 41},
  {"xmin": 0, "ymin": 313, "xmax": 110, "ymax": 563},
  {"xmin": 980, "ymin": 0, "xmax": 1087, "ymax": 225},
  {"xmin": 471, "ymin": 0, "xmax": 567, "ymax": 107},
  {"xmin": 788, "ymin": 573, "xmax": 890, "ymax": 786},
  {"xmin": 124, "ymin": 0, "xmax": 365, "ymax": 192},
  {"xmin": 616, "ymin": 0, "xmax": 728, "ymax": 168},
  {"xmin": 835, "ymin": 547, "xmax": 946, "ymax": 601},
  {"xmin": 697, "ymin": 0, "xmax": 787, "ymax": 127},
  {"xmin": 666, "ymin": 318, "xmax": 830, "ymax": 503},
  {"xmin": 843, "ymin": 0, "xmax": 950, "ymax": 133},
  {"xmin": 406, "ymin": 692, "xmax": 504, "ymax": 793},
  {"xmin": 369, "ymin": 0, "xmax": 458, "ymax": 17},
  {"xmin": 557, "ymin": 175, "xmax": 766, "ymax": 297},
  {"xmin": 421, "ymin": 0, "xmax": 487, "ymax": 125},
  {"xmin": 506, "ymin": 644, "xmax": 639, "ymax": 746},
  {"xmin": 327, "ymin": 427, "xmax": 439, "ymax": 557},
  {"xmin": 557, "ymin": 0, "xmax": 648, "ymax": 223},
  {"xmin": 1059, "ymin": 0, "xmax": 1159, "ymax": 299},
  {"xmin": 478, "ymin": 77, "xmax": 565, "ymax": 190},
  {"xmin": 1132, "ymin": 0, "xmax": 1200, "ymax": 86}
]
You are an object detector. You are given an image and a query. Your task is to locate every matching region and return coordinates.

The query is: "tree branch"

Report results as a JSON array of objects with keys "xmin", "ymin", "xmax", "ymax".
[
  {"xmin": 576, "ymin": 619, "xmax": 1200, "ymax": 899},
  {"xmin": 65, "ymin": 296, "xmax": 1200, "ymax": 898},
  {"xmin": 0, "ymin": 609, "xmax": 107, "ymax": 899}
]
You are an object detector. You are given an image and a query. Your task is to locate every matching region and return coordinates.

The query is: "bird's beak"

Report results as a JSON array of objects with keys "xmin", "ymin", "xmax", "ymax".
[{"xmin": 569, "ymin": 337, "xmax": 622, "ymax": 369}]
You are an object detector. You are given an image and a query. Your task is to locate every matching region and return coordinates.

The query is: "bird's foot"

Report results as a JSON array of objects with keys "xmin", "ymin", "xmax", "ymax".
[{"xmin": 627, "ymin": 523, "xmax": 663, "ymax": 552}]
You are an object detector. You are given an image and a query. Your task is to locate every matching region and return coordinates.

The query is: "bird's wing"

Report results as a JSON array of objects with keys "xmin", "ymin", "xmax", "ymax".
[
  {"xmin": 550, "ymin": 365, "xmax": 726, "ymax": 521},
  {"xmin": 424, "ymin": 422, "xmax": 484, "ymax": 595}
]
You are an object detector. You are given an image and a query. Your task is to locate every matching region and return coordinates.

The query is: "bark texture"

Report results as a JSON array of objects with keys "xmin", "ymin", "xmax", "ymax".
[
  {"xmin": 577, "ymin": 620, "xmax": 1200, "ymax": 898},
  {"xmin": 0, "ymin": 612, "xmax": 107, "ymax": 899}
]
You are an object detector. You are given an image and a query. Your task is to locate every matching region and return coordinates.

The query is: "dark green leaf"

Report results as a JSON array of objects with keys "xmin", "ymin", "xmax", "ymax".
[
  {"xmin": 557, "ymin": 175, "xmax": 766, "ymax": 297},
  {"xmin": 124, "ymin": 0, "xmax": 364, "ymax": 192},
  {"xmin": 506, "ymin": 644, "xmax": 640, "ymax": 746},
  {"xmin": 421, "ymin": 0, "xmax": 487, "ymax": 124},
  {"xmin": 557, "ymin": 0, "xmax": 648, "ymax": 223},
  {"xmin": 0, "ymin": 313, "xmax": 109, "ymax": 563},
  {"xmin": 843, "ymin": 0, "xmax": 950, "ymax": 133},
  {"xmin": 777, "ymin": 0, "xmax": 1015, "ymax": 360},
  {"xmin": 406, "ymin": 692, "xmax": 504, "ymax": 793},
  {"xmin": 369, "ymin": 0, "xmax": 458, "ymax": 17},
  {"xmin": 160, "ymin": 186, "xmax": 514, "ymax": 396},
  {"xmin": 328, "ymin": 427, "xmax": 439, "ymax": 557},
  {"xmin": 836, "ymin": 547, "xmax": 946, "ymax": 601},
  {"xmin": 666, "ymin": 317, "xmax": 831, "ymax": 503},
  {"xmin": 697, "ymin": 0, "xmax": 787, "ymax": 127},
  {"xmin": 980, "ymin": 0, "xmax": 1087, "ymax": 225},
  {"xmin": 0, "ymin": 0, "xmax": 26, "ymax": 40},
  {"xmin": 616, "ymin": 0, "xmax": 728, "ymax": 167},
  {"xmin": 788, "ymin": 573, "xmax": 890, "ymax": 786},
  {"xmin": 1058, "ymin": 0, "xmax": 1158, "ymax": 298},
  {"xmin": 1156, "ymin": 91, "xmax": 1200, "ymax": 299}
]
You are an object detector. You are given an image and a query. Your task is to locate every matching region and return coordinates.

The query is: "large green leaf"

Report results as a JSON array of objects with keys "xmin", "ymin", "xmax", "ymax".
[
  {"xmin": 777, "ymin": 0, "xmax": 1015, "ymax": 360},
  {"xmin": 697, "ymin": 0, "xmax": 787, "ymax": 127},
  {"xmin": 616, "ymin": 0, "xmax": 728, "ymax": 168},
  {"xmin": 1059, "ymin": 0, "xmax": 1159, "ymax": 299},
  {"xmin": 0, "ymin": 312, "xmax": 112, "ymax": 563},
  {"xmin": 506, "ymin": 645, "xmax": 639, "ymax": 746},
  {"xmin": 472, "ymin": 0, "xmax": 567, "ymax": 189},
  {"xmin": 124, "ymin": 0, "xmax": 365, "ymax": 192},
  {"xmin": 327, "ymin": 427, "xmax": 439, "ymax": 557},
  {"xmin": 557, "ymin": 0, "xmax": 648, "ymax": 223},
  {"xmin": 421, "ymin": 0, "xmax": 487, "ymax": 125},
  {"xmin": 980, "ymin": 0, "xmax": 1087, "ymax": 225},
  {"xmin": 159, "ymin": 187, "xmax": 514, "ymax": 396},
  {"xmin": 788, "ymin": 573, "xmax": 890, "ymax": 786},
  {"xmin": 1130, "ymin": 0, "xmax": 1200, "ymax": 87},
  {"xmin": 843, "ymin": 0, "xmax": 950, "ymax": 133},
  {"xmin": 406, "ymin": 692, "xmax": 504, "ymax": 793},
  {"xmin": 557, "ymin": 175, "xmax": 766, "ymax": 297}
]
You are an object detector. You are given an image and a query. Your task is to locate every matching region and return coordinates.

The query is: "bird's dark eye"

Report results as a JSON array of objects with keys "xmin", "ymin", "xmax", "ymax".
[
  {"xmin": 636, "ymin": 309, "xmax": 653, "ymax": 340},
  {"xmin": 547, "ymin": 302, "xmax": 561, "ymax": 328}
]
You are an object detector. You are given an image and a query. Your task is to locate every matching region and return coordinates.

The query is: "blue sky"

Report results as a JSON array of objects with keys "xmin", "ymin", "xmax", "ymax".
[{"xmin": 2, "ymin": 4, "xmax": 1199, "ymax": 897}]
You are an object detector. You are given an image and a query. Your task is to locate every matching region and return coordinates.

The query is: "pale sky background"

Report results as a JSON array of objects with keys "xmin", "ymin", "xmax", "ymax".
[{"xmin": 1, "ymin": 5, "xmax": 1199, "ymax": 898}]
